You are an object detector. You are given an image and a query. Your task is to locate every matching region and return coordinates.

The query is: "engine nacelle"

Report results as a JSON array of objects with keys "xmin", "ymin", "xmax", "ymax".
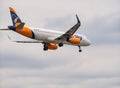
[
  {"xmin": 69, "ymin": 37, "xmax": 80, "ymax": 44},
  {"xmin": 48, "ymin": 43, "xmax": 58, "ymax": 50}
]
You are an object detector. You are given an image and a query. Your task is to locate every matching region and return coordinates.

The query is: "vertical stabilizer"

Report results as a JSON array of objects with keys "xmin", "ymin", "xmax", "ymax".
[{"xmin": 9, "ymin": 7, "xmax": 22, "ymax": 26}]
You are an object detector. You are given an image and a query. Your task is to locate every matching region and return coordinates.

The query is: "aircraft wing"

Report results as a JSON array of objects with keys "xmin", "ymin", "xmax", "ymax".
[
  {"xmin": 55, "ymin": 15, "xmax": 81, "ymax": 41},
  {"xmin": 7, "ymin": 35, "xmax": 43, "ymax": 43}
]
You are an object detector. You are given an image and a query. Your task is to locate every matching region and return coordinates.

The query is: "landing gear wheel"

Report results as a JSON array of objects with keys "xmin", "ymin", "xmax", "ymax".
[
  {"xmin": 78, "ymin": 46, "xmax": 82, "ymax": 52},
  {"xmin": 79, "ymin": 50, "xmax": 82, "ymax": 52},
  {"xmin": 58, "ymin": 43, "xmax": 63, "ymax": 47},
  {"xmin": 66, "ymin": 37, "xmax": 69, "ymax": 42},
  {"xmin": 43, "ymin": 47, "xmax": 48, "ymax": 51},
  {"xmin": 43, "ymin": 43, "xmax": 48, "ymax": 51}
]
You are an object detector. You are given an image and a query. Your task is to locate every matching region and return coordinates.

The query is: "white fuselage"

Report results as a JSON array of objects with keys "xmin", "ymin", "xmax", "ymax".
[{"xmin": 30, "ymin": 27, "xmax": 91, "ymax": 46}]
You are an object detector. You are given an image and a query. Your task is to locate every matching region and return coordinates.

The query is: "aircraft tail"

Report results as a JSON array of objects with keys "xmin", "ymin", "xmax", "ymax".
[
  {"xmin": 8, "ymin": 7, "xmax": 34, "ymax": 39},
  {"xmin": 9, "ymin": 7, "xmax": 25, "ymax": 29},
  {"xmin": 9, "ymin": 7, "xmax": 22, "ymax": 25}
]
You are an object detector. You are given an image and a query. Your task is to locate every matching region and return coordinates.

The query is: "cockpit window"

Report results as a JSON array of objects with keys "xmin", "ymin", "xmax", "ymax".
[
  {"xmin": 74, "ymin": 35, "xmax": 82, "ymax": 40},
  {"xmin": 80, "ymin": 36, "xmax": 82, "ymax": 40}
]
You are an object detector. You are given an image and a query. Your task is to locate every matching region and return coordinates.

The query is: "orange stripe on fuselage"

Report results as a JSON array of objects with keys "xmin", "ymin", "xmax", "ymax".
[{"xmin": 15, "ymin": 26, "xmax": 33, "ymax": 38}]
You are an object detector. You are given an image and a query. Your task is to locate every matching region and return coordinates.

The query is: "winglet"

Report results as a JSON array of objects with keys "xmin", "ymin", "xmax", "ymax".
[{"xmin": 76, "ymin": 14, "xmax": 80, "ymax": 24}]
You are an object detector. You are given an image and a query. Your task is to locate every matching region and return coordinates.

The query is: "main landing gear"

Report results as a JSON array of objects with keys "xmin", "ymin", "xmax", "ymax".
[
  {"xmin": 43, "ymin": 43, "xmax": 48, "ymax": 51},
  {"xmin": 78, "ymin": 46, "xmax": 82, "ymax": 52},
  {"xmin": 58, "ymin": 43, "xmax": 63, "ymax": 47}
]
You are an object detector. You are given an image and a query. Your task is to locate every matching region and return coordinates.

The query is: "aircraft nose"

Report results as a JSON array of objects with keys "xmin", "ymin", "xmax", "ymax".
[{"xmin": 85, "ymin": 39, "xmax": 91, "ymax": 46}]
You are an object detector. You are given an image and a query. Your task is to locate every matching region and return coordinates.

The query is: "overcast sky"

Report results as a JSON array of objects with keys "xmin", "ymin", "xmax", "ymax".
[{"xmin": 0, "ymin": 0, "xmax": 120, "ymax": 88}]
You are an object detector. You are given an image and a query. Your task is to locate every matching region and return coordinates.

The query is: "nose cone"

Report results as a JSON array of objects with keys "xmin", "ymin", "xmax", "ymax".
[{"xmin": 85, "ymin": 39, "xmax": 91, "ymax": 46}]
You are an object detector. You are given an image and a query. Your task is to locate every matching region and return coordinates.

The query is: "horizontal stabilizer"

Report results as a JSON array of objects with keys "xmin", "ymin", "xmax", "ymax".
[
  {"xmin": 0, "ymin": 28, "xmax": 10, "ymax": 31},
  {"xmin": 15, "ymin": 41, "xmax": 42, "ymax": 43}
]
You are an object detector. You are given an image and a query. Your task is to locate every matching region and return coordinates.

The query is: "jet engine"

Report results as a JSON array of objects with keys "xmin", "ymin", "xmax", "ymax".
[
  {"xmin": 48, "ymin": 43, "xmax": 58, "ymax": 50},
  {"xmin": 69, "ymin": 37, "xmax": 80, "ymax": 44}
]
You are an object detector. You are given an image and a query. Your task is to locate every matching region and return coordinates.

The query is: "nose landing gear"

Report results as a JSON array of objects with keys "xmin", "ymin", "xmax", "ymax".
[
  {"xmin": 43, "ymin": 43, "xmax": 48, "ymax": 51},
  {"xmin": 78, "ymin": 46, "xmax": 82, "ymax": 52}
]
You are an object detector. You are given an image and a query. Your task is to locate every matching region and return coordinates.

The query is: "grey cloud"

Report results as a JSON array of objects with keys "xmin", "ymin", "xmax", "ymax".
[
  {"xmin": 81, "ymin": 12, "xmax": 120, "ymax": 45},
  {"xmin": 43, "ymin": 14, "xmax": 76, "ymax": 30},
  {"xmin": 0, "ymin": 42, "xmax": 75, "ymax": 69},
  {"xmin": 0, "ymin": 52, "xmax": 70, "ymax": 69},
  {"xmin": 0, "ymin": 45, "xmax": 120, "ymax": 88}
]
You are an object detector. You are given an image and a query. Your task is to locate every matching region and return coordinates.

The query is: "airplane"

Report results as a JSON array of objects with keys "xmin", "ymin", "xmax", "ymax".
[{"xmin": 1, "ymin": 7, "xmax": 91, "ymax": 52}]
